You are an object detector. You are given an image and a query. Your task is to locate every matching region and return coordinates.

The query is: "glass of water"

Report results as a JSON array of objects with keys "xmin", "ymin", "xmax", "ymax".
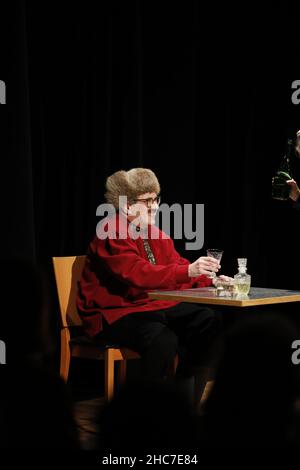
[{"xmin": 206, "ymin": 249, "xmax": 223, "ymax": 279}]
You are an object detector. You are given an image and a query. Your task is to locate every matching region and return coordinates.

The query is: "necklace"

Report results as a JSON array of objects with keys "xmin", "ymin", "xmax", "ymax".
[{"xmin": 142, "ymin": 239, "xmax": 156, "ymax": 265}]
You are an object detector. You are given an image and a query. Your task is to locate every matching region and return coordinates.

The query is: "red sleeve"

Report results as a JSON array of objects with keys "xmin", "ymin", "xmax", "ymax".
[
  {"xmin": 164, "ymin": 238, "xmax": 190, "ymax": 266},
  {"xmin": 94, "ymin": 237, "xmax": 190, "ymax": 290},
  {"xmin": 161, "ymin": 237, "xmax": 212, "ymax": 288},
  {"xmin": 192, "ymin": 275, "xmax": 213, "ymax": 288}
]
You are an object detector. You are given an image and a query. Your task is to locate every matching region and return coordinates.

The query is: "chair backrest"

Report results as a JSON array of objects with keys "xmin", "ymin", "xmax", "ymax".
[{"xmin": 52, "ymin": 256, "xmax": 86, "ymax": 329}]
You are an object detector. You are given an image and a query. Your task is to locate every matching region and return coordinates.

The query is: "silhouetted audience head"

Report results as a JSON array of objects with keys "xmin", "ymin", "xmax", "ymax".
[
  {"xmin": 0, "ymin": 366, "xmax": 78, "ymax": 448},
  {"xmin": 0, "ymin": 256, "xmax": 79, "ymax": 449},
  {"xmin": 1, "ymin": 256, "xmax": 53, "ymax": 365},
  {"xmin": 202, "ymin": 313, "xmax": 300, "ymax": 448},
  {"xmin": 98, "ymin": 379, "xmax": 200, "ymax": 452}
]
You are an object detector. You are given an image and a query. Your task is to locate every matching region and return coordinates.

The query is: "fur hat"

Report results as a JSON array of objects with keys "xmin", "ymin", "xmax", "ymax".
[
  {"xmin": 105, "ymin": 168, "xmax": 160, "ymax": 209},
  {"xmin": 297, "ymin": 130, "xmax": 300, "ymax": 138}
]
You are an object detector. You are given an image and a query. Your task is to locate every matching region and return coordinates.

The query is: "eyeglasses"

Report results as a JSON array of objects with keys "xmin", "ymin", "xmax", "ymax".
[{"xmin": 132, "ymin": 195, "xmax": 161, "ymax": 208}]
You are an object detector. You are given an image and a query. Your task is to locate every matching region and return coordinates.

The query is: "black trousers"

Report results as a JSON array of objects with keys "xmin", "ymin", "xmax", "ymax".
[{"xmin": 96, "ymin": 303, "xmax": 222, "ymax": 381}]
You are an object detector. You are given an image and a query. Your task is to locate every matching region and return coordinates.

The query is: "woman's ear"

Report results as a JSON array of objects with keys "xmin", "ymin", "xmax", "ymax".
[
  {"xmin": 119, "ymin": 200, "xmax": 130, "ymax": 215},
  {"xmin": 127, "ymin": 205, "xmax": 134, "ymax": 216},
  {"xmin": 123, "ymin": 204, "xmax": 132, "ymax": 216}
]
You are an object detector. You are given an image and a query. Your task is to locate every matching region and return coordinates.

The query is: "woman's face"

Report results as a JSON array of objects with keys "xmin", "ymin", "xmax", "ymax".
[{"xmin": 127, "ymin": 192, "xmax": 160, "ymax": 227}]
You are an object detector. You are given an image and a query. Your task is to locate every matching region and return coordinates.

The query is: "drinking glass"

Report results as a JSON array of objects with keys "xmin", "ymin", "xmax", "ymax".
[{"xmin": 206, "ymin": 249, "xmax": 223, "ymax": 279}]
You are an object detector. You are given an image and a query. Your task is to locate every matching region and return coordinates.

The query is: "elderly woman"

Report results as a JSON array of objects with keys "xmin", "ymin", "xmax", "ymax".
[{"xmin": 77, "ymin": 168, "xmax": 227, "ymax": 381}]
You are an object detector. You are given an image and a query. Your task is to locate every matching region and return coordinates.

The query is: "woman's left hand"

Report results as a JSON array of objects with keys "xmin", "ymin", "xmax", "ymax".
[{"xmin": 212, "ymin": 275, "xmax": 234, "ymax": 285}]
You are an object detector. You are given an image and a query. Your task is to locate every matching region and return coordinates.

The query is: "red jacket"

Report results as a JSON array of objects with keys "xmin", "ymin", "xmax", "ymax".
[{"xmin": 77, "ymin": 214, "xmax": 212, "ymax": 337}]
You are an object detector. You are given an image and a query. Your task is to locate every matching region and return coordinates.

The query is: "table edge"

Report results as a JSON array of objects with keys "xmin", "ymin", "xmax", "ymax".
[{"xmin": 148, "ymin": 292, "xmax": 300, "ymax": 307}]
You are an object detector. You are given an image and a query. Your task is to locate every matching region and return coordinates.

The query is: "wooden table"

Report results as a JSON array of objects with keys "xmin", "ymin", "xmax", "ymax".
[
  {"xmin": 149, "ymin": 286, "xmax": 300, "ymax": 404},
  {"xmin": 148, "ymin": 287, "xmax": 300, "ymax": 307}
]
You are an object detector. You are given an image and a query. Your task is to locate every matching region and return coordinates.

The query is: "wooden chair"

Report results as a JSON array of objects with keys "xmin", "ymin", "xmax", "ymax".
[{"xmin": 52, "ymin": 255, "xmax": 142, "ymax": 401}]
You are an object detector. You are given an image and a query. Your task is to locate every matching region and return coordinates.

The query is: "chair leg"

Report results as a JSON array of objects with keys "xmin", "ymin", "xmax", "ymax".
[
  {"xmin": 195, "ymin": 367, "xmax": 215, "ymax": 406},
  {"xmin": 166, "ymin": 353, "xmax": 179, "ymax": 377},
  {"xmin": 105, "ymin": 348, "xmax": 115, "ymax": 401},
  {"xmin": 172, "ymin": 354, "xmax": 179, "ymax": 376},
  {"xmin": 200, "ymin": 380, "xmax": 215, "ymax": 404},
  {"xmin": 60, "ymin": 329, "xmax": 71, "ymax": 382},
  {"xmin": 118, "ymin": 360, "xmax": 127, "ymax": 386}
]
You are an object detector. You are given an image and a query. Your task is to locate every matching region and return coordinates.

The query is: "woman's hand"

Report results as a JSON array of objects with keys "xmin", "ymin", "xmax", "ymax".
[
  {"xmin": 212, "ymin": 274, "xmax": 234, "ymax": 286},
  {"xmin": 188, "ymin": 256, "xmax": 220, "ymax": 277},
  {"xmin": 286, "ymin": 179, "xmax": 300, "ymax": 202}
]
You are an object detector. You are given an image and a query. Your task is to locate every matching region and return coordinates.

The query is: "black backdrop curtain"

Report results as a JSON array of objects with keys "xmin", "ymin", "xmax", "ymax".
[{"xmin": 2, "ymin": 1, "xmax": 300, "ymax": 289}]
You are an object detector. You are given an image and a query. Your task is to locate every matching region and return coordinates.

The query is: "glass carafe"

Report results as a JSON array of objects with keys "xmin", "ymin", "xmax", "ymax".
[{"xmin": 234, "ymin": 258, "xmax": 251, "ymax": 295}]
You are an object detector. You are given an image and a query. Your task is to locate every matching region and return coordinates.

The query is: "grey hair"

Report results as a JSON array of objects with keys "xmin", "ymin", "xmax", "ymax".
[{"xmin": 105, "ymin": 168, "xmax": 160, "ymax": 209}]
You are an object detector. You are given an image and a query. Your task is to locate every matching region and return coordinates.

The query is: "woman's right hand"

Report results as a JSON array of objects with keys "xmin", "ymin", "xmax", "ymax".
[{"xmin": 188, "ymin": 256, "xmax": 220, "ymax": 277}]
